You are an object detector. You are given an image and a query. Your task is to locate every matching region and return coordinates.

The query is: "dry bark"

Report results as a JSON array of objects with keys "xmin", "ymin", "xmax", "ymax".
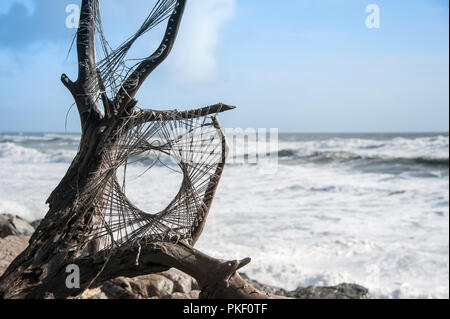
[{"xmin": 0, "ymin": 0, "xmax": 287, "ymax": 300}]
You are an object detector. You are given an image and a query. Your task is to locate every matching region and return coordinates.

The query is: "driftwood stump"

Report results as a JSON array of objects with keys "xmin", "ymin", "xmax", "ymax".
[{"xmin": 0, "ymin": 0, "xmax": 286, "ymax": 299}]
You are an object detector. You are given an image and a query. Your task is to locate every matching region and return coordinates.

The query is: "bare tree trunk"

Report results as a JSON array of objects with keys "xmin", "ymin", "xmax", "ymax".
[{"xmin": 0, "ymin": 0, "xmax": 286, "ymax": 299}]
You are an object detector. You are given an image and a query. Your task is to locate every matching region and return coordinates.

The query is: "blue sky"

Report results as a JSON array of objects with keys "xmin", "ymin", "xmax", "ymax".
[{"xmin": 0, "ymin": 0, "xmax": 448, "ymax": 133}]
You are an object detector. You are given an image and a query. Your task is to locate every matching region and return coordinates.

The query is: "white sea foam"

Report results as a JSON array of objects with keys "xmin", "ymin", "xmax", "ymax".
[
  {"xmin": 0, "ymin": 133, "xmax": 448, "ymax": 298},
  {"xmin": 281, "ymin": 135, "xmax": 449, "ymax": 160},
  {"xmin": 230, "ymin": 134, "xmax": 449, "ymax": 161},
  {"xmin": 0, "ymin": 142, "xmax": 77, "ymax": 163},
  {"xmin": 195, "ymin": 163, "xmax": 449, "ymax": 298}
]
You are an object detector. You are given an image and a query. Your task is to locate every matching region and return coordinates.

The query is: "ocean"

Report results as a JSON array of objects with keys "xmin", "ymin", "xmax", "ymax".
[{"xmin": 0, "ymin": 132, "xmax": 448, "ymax": 298}]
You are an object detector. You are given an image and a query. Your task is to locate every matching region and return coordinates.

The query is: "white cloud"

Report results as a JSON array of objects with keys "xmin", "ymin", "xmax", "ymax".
[{"xmin": 167, "ymin": 0, "xmax": 235, "ymax": 84}]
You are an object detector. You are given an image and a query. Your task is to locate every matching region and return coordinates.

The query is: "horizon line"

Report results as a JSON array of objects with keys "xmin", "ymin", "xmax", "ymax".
[{"xmin": 1, "ymin": 130, "xmax": 449, "ymax": 135}]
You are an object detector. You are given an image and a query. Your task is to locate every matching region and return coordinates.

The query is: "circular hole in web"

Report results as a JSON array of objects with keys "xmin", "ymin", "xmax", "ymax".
[{"xmin": 115, "ymin": 149, "xmax": 183, "ymax": 215}]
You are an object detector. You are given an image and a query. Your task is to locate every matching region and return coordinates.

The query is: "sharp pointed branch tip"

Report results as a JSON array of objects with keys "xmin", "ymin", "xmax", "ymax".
[{"xmin": 219, "ymin": 103, "xmax": 237, "ymax": 111}]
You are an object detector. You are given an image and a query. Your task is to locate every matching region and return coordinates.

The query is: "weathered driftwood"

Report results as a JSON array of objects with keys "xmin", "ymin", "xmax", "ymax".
[{"xmin": 0, "ymin": 0, "xmax": 287, "ymax": 299}]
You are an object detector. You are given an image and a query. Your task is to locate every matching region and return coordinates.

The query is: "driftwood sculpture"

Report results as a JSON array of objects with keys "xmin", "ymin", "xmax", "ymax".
[{"xmin": 0, "ymin": 0, "xmax": 284, "ymax": 299}]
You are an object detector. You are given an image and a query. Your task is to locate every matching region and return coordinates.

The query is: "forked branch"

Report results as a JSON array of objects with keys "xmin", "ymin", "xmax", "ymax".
[
  {"xmin": 114, "ymin": 0, "xmax": 187, "ymax": 108},
  {"xmin": 61, "ymin": 0, "xmax": 102, "ymax": 126}
]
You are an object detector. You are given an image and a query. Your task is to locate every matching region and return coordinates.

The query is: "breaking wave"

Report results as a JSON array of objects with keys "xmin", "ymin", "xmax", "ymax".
[{"xmin": 277, "ymin": 149, "xmax": 449, "ymax": 169}]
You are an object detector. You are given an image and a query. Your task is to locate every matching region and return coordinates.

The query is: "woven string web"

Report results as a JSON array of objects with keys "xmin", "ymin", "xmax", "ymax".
[
  {"xmin": 68, "ymin": 1, "xmax": 228, "ymax": 252},
  {"xmin": 80, "ymin": 110, "xmax": 226, "ymax": 251},
  {"xmin": 82, "ymin": 0, "xmax": 180, "ymax": 101}
]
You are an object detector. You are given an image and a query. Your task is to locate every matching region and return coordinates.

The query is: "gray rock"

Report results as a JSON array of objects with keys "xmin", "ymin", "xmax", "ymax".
[
  {"xmin": 240, "ymin": 273, "xmax": 370, "ymax": 299},
  {"xmin": 90, "ymin": 292, "xmax": 109, "ymax": 299},
  {"xmin": 240, "ymin": 273, "xmax": 288, "ymax": 296},
  {"xmin": 101, "ymin": 279, "xmax": 138, "ymax": 299},
  {"xmin": 161, "ymin": 292, "xmax": 190, "ymax": 299},
  {"xmin": 81, "ymin": 288, "xmax": 110, "ymax": 299},
  {"xmin": 287, "ymin": 283, "xmax": 370, "ymax": 299},
  {"xmin": 160, "ymin": 268, "xmax": 197, "ymax": 293},
  {"xmin": 0, "ymin": 235, "xmax": 30, "ymax": 275},
  {"xmin": 102, "ymin": 274, "xmax": 174, "ymax": 299},
  {"xmin": 160, "ymin": 290, "xmax": 201, "ymax": 299},
  {"xmin": 189, "ymin": 290, "xmax": 201, "ymax": 299},
  {"xmin": 137, "ymin": 274, "xmax": 174, "ymax": 297},
  {"xmin": 0, "ymin": 214, "xmax": 35, "ymax": 238}
]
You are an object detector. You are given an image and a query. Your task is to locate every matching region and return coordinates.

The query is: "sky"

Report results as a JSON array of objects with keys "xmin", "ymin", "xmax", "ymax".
[{"xmin": 0, "ymin": 0, "xmax": 448, "ymax": 133}]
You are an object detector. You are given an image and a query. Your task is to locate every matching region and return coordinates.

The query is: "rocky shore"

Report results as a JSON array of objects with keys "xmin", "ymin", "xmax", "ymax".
[{"xmin": 0, "ymin": 214, "xmax": 370, "ymax": 299}]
